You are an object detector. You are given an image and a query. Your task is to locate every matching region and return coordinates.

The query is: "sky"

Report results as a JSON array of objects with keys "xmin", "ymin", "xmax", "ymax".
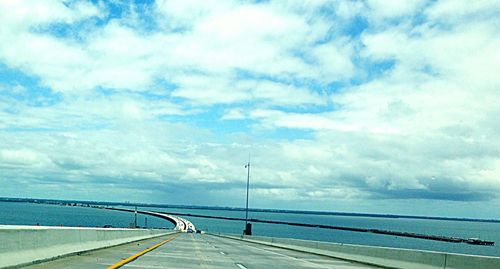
[{"xmin": 0, "ymin": 0, "xmax": 499, "ymax": 218}]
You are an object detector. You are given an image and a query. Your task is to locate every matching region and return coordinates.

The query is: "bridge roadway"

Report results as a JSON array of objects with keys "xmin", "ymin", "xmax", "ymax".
[
  {"xmin": 103, "ymin": 207, "xmax": 196, "ymax": 232},
  {"xmin": 23, "ymin": 233, "xmax": 379, "ymax": 269}
]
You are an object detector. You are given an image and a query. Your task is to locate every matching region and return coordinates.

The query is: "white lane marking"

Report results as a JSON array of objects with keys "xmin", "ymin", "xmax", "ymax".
[
  {"xmin": 122, "ymin": 264, "xmax": 169, "ymax": 268},
  {"xmin": 219, "ymin": 251, "xmax": 226, "ymax": 255},
  {"xmin": 242, "ymin": 243, "xmax": 330, "ymax": 267},
  {"xmin": 209, "ymin": 235, "xmax": 335, "ymax": 268},
  {"xmin": 235, "ymin": 263, "xmax": 248, "ymax": 269},
  {"xmin": 135, "ymin": 252, "xmax": 193, "ymax": 258}
]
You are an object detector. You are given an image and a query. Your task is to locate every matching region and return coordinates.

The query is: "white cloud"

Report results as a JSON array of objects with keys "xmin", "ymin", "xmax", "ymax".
[
  {"xmin": 426, "ymin": 0, "xmax": 500, "ymax": 23},
  {"xmin": 310, "ymin": 39, "xmax": 355, "ymax": 80},
  {"xmin": 0, "ymin": 0, "xmax": 357, "ymax": 95},
  {"xmin": 0, "ymin": 149, "xmax": 49, "ymax": 166},
  {"xmin": 250, "ymin": 109, "xmax": 351, "ymax": 131},
  {"xmin": 155, "ymin": 0, "xmax": 237, "ymax": 29},
  {"xmin": 243, "ymin": 80, "xmax": 327, "ymax": 106},
  {"xmin": 365, "ymin": 0, "xmax": 427, "ymax": 22},
  {"xmin": 0, "ymin": 0, "xmax": 101, "ymax": 92},
  {"xmin": 0, "ymin": 0, "xmax": 101, "ymax": 27},
  {"xmin": 171, "ymin": 74, "xmax": 248, "ymax": 105},
  {"xmin": 0, "ymin": 0, "xmax": 500, "ymax": 216}
]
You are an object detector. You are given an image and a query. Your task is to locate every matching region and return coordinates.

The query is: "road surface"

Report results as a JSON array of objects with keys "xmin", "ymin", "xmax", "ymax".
[{"xmin": 24, "ymin": 233, "xmax": 380, "ymax": 269}]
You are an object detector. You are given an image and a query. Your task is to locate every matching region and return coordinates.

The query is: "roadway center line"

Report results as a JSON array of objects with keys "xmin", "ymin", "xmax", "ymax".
[
  {"xmin": 106, "ymin": 234, "xmax": 180, "ymax": 269},
  {"xmin": 100, "ymin": 263, "xmax": 165, "ymax": 269}
]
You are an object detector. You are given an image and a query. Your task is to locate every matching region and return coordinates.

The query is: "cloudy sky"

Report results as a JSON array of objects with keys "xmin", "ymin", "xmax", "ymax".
[{"xmin": 0, "ymin": 0, "xmax": 499, "ymax": 218}]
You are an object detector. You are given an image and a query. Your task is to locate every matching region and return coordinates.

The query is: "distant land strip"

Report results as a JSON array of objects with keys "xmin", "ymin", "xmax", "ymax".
[{"xmin": 2, "ymin": 196, "xmax": 500, "ymax": 223}]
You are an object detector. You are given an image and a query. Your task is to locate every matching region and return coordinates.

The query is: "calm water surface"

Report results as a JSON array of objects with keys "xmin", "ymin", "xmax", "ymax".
[
  {"xmin": 1, "ymin": 202, "xmax": 499, "ymax": 257},
  {"xmin": 135, "ymin": 206, "xmax": 500, "ymax": 257},
  {"xmin": 0, "ymin": 201, "xmax": 173, "ymax": 229}
]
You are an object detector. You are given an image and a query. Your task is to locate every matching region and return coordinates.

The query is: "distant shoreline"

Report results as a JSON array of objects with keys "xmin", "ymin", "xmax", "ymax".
[{"xmin": 1, "ymin": 196, "xmax": 499, "ymax": 224}]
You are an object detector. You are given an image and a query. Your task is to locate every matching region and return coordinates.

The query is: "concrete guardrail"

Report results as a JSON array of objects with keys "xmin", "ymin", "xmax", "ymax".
[
  {"xmin": 0, "ymin": 225, "xmax": 177, "ymax": 268},
  {"xmin": 212, "ymin": 233, "xmax": 500, "ymax": 269}
]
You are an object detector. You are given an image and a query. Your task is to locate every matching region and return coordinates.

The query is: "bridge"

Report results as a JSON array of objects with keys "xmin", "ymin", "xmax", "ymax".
[
  {"xmin": 3, "ymin": 230, "xmax": 378, "ymax": 269},
  {"xmin": 1, "ymin": 215, "xmax": 500, "ymax": 269},
  {"xmin": 104, "ymin": 207, "xmax": 196, "ymax": 232}
]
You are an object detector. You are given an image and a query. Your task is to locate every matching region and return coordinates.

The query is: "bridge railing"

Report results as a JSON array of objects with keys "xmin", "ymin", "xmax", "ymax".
[
  {"xmin": 212, "ymin": 233, "xmax": 500, "ymax": 269},
  {"xmin": 0, "ymin": 225, "xmax": 176, "ymax": 269}
]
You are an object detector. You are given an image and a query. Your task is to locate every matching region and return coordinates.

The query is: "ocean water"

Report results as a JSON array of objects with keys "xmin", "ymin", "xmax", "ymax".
[
  {"xmin": 0, "ymin": 201, "xmax": 174, "ymax": 229},
  {"xmin": 133, "ymin": 206, "xmax": 500, "ymax": 257},
  {"xmin": 1, "ymin": 201, "xmax": 499, "ymax": 257}
]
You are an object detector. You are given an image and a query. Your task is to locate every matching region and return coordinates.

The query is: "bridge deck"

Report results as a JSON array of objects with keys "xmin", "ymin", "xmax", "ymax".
[{"xmin": 23, "ymin": 233, "xmax": 380, "ymax": 269}]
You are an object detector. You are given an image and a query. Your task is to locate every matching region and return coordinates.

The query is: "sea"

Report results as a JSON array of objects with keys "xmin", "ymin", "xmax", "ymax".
[{"xmin": 1, "ymin": 201, "xmax": 499, "ymax": 257}]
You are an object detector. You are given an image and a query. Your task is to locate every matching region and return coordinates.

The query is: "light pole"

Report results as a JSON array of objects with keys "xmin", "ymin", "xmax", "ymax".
[
  {"xmin": 134, "ymin": 206, "xmax": 137, "ymax": 228},
  {"xmin": 244, "ymin": 156, "xmax": 252, "ymax": 235}
]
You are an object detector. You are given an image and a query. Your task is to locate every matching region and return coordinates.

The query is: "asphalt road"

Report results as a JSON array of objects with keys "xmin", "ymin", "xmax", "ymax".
[{"xmin": 24, "ymin": 233, "xmax": 380, "ymax": 268}]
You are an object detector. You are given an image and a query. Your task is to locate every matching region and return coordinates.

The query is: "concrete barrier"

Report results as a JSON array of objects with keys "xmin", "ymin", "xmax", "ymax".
[
  {"xmin": 0, "ymin": 225, "xmax": 177, "ymax": 268},
  {"xmin": 212, "ymin": 233, "xmax": 500, "ymax": 269}
]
